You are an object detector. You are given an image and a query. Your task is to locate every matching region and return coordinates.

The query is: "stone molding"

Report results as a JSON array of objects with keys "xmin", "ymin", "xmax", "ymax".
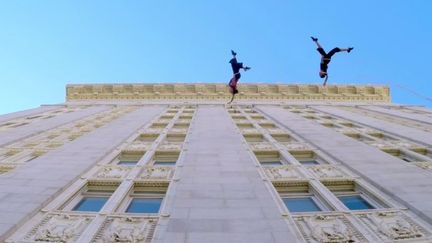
[{"xmin": 66, "ymin": 83, "xmax": 390, "ymax": 102}]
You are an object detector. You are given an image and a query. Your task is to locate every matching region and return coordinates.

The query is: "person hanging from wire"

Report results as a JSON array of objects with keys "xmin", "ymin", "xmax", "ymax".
[
  {"xmin": 311, "ymin": 36, "xmax": 353, "ymax": 86},
  {"xmin": 228, "ymin": 50, "xmax": 251, "ymax": 104}
]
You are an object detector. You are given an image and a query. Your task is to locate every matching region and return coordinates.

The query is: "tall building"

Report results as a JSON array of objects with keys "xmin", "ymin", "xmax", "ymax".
[{"xmin": 1, "ymin": 83, "xmax": 432, "ymax": 242}]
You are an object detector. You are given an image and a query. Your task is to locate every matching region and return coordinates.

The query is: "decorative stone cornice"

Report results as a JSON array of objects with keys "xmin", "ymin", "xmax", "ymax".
[{"xmin": 66, "ymin": 83, "xmax": 390, "ymax": 103}]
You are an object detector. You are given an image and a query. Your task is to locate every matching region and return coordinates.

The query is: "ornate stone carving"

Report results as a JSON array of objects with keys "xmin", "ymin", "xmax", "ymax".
[
  {"xmin": 23, "ymin": 213, "xmax": 92, "ymax": 242},
  {"xmin": 355, "ymin": 210, "xmax": 430, "ymax": 241},
  {"xmin": 93, "ymin": 166, "xmax": 131, "ymax": 179},
  {"xmin": 266, "ymin": 128, "xmax": 286, "ymax": 134},
  {"xmin": 250, "ymin": 142, "xmax": 275, "ymax": 151},
  {"xmin": 308, "ymin": 165, "xmax": 349, "ymax": 179},
  {"xmin": 294, "ymin": 214, "xmax": 367, "ymax": 243},
  {"xmin": 264, "ymin": 166, "xmax": 302, "ymax": 180},
  {"xmin": 140, "ymin": 166, "xmax": 174, "ymax": 180},
  {"xmin": 282, "ymin": 142, "xmax": 310, "ymax": 150},
  {"xmin": 94, "ymin": 217, "xmax": 158, "ymax": 243},
  {"xmin": 157, "ymin": 142, "xmax": 182, "ymax": 151},
  {"xmin": 67, "ymin": 84, "xmax": 390, "ymax": 102},
  {"xmin": 240, "ymin": 128, "xmax": 260, "ymax": 134},
  {"xmin": 413, "ymin": 162, "xmax": 432, "ymax": 170},
  {"xmin": 126, "ymin": 142, "xmax": 153, "ymax": 151}
]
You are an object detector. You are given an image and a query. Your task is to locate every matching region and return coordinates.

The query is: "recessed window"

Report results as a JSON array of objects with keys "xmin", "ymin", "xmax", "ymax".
[
  {"xmin": 114, "ymin": 151, "xmax": 145, "ymax": 166},
  {"xmin": 126, "ymin": 198, "xmax": 163, "ymax": 213},
  {"xmin": 299, "ymin": 160, "xmax": 320, "ymax": 166},
  {"xmin": 338, "ymin": 195, "xmax": 375, "ymax": 210},
  {"xmin": 282, "ymin": 197, "xmax": 322, "ymax": 213},
  {"xmin": 261, "ymin": 161, "xmax": 283, "ymax": 167},
  {"xmin": 154, "ymin": 161, "xmax": 176, "ymax": 167},
  {"xmin": 72, "ymin": 197, "xmax": 109, "ymax": 212}
]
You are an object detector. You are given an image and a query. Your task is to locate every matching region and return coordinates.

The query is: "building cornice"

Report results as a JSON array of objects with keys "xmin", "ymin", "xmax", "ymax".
[{"xmin": 66, "ymin": 83, "xmax": 390, "ymax": 103}]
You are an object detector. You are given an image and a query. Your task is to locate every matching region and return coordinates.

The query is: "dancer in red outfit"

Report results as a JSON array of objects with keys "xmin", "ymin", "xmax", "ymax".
[{"xmin": 228, "ymin": 50, "xmax": 251, "ymax": 104}]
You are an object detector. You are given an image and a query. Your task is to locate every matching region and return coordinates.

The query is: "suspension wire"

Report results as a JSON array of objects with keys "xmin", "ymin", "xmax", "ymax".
[{"xmin": 393, "ymin": 83, "xmax": 432, "ymax": 103}]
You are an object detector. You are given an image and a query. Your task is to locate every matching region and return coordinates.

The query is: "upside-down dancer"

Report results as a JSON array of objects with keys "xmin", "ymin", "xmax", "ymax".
[
  {"xmin": 228, "ymin": 50, "xmax": 251, "ymax": 103},
  {"xmin": 311, "ymin": 37, "xmax": 353, "ymax": 86}
]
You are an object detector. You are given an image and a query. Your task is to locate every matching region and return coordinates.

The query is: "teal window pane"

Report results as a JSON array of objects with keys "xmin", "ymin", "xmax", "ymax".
[
  {"xmin": 299, "ymin": 160, "xmax": 319, "ymax": 166},
  {"xmin": 261, "ymin": 161, "xmax": 282, "ymax": 166},
  {"xmin": 118, "ymin": 160, "xmax": 138, "ymax": 166},
  {"xmin": 126, "ymin": 198, "xmax": 162, "ymax": 213},
  {"xmin": 283, "ymin": 197, "xmax": 322, "ymax": 212},
  {"xmin": 154, "ymin": 161, "xmax": 176, "ymax": 166},
  {"xmin": 73, "ymin": 197, "xmax": 108, "ymax": 212},
  {"xmin": 338, "ymin": 195, "xmax": 375, "ymax": 210}
]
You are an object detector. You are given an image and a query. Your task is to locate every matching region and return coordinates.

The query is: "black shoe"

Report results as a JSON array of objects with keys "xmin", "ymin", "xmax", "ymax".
[
  {"xmin": 347, "ymin": 47, "xmax": 354, "ymax": 53},
  {"xmin": 244, "ymin": 66, "xmax": 251, "ymax": 71},
  {"xmin": 311, "ymin": 36, "xmax": 318, "ymax": 42},
  {"xmin": 231, "ymin": 50, "xmax": 237, "ymax": 56}
]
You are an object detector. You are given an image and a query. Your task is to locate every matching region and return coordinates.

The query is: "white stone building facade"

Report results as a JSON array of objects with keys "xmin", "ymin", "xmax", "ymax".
[{"xmin": 1, "ymin": 83, "xmax": 432, "ymax": 242}]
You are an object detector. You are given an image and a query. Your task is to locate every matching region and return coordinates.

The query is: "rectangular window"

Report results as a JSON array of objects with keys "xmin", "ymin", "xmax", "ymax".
[
  {"xmin": 72, "ymin": 197, "xmax": 109, "ymax": 212},
  {"xmin": 126, "ymin": 198, "xmax": 163, "ymax": 213},
  {"xmin": 282, "ymin": 197, "xmax": 322, "ymax": 212},
  {"xmin": 154, "ymin": 161, "xmax": 176, "ymax": 166},
  {"xmin": 299, "ymin": 160, "xmax": 320, "ymax": 166},
  {"xmin": 338, "ymin": 195, "xmax": 375, "ymax": 210},
  {"xmin": 118, "ymin": 160, "xmax": 139, "ymax": 166},
  {"xmin": 261, "ymin": 161, "xmax": 283, "ymax": 167}
]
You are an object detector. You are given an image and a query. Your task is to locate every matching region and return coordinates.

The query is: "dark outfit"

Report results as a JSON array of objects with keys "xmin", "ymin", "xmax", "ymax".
[
  {"xmin": 228, "ymin": 57, "xmax": 244, "ymax": 93},
  {"xmin": 316, "ymin": 47, "xmax": 341, "ymax": 73}
]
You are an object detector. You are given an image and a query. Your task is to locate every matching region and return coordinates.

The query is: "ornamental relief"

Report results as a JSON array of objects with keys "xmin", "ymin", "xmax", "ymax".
[
  {"xmin": 140, "ymin": 166, "xmax": 174, "ymax": 180},
  {"xmin": 294, "ymin": 214, "xmax": 367, "ymax": 243},
  {"xmin": 22, "ymin": 213, "xmax": 93, "ymax": 242},
  {"xmin": 412, "ymin": 162, "xmax": 432, "ymax": 170},
  {"xmin": 354, "ymin": 211, "xmax": 430, "ymax": 241},
  {"xmin": 282, "ymin": 142, "xmax": 311, "ymax": 150},
  {"xmin": 240, "ymin": 128, "xmax": 260, "ymax": 134},
  {"xmin": 125, "ymin": 142, "xmax": 153, "ymax": 151},
  {"xmin": 93, "ymin": 217, "xmax": 157, "ymax": 243},
  {"xmin": 308, "ymin": 165, "xmax": 349, "ymax": 179},
  {"xmin": 157, "ymin": 142, "xmax": 182, "ymax": 151},
  {"xmin": 264, "ymin": 166, "xmax": 303, "ymax": 180},
  {"xmin": 250, "ymin": 142, "xmax": 275, "ymax": 151},
  {"xmin": 93, "ymin": 166, "xmax": 132, "ymax": 180}
]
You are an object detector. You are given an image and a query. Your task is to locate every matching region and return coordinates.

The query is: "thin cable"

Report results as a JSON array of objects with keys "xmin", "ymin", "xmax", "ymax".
[{"xmin": 393, "ymin": 83, "xmax": 432, "ymax": 103}]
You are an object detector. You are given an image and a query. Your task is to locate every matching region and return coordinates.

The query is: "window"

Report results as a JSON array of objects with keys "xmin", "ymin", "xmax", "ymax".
[
  {"xmin": 126, "ymin": 198, "xmax": 163, "ymax": 213},
  {"xmin": 114, "ymin": 151, "xmax": 145, "ymax": 166},
  {"xmin": 323, "ymin": 180, "xmax": 386, "ymax": 211},
  {"xmin": 299, "ymin": 160, "xmax": 320, "ymax": 166},
  {"xmin": 282, "ymin": 197, "xmax": 322, "ymax": 212},
  {"xmin": 338, "ymin": 195, "xmax": 375, "ymax": 210},
  {"xmin": 72, "ymin": 197, "xmax": 109, "ymax": 212},
  {"xmin": 261, "ymin": 161, "xmax": 283, "ymax": 167},
  {"xmin": 154, "ymin": 161, "xmax": 176, "ymax": 167}
]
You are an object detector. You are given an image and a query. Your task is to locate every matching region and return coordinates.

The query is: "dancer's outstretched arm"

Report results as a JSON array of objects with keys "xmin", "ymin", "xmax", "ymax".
[
  {"xmin": 311, "ymin": 36, "xmax": 322, "ymax": 49},
  {"xmin": 227, "ymin": 93, "xmax": 235, "ymax": 104},
  {"xmin": 323, "ymin": 75, "xmax": 329, "ymax": 86}
]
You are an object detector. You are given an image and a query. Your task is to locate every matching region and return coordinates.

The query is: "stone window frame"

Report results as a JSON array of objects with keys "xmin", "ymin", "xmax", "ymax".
[
  {"xmin": 151, "ymin": 151, "xmax": 180, "ymax": 166},
  {"xmin": 276, "ymin": 181, "xmax": 333, "ymax": 214},
  {"xmin": 290, "ymin": 150, "xmax": 328, "ymax": 166},
  {"xmin": 116, "ymin": 183, "xmax": 168, "ymax": 214},
  {"xmin": 322, "ymin": 180, "xmax": 390, "ymax": 211},
  {"xmin": 112, "ymin": 150, "xmax": 146, "ymax": 166},
  {"xmin": 254, "ymin": 150, "xmax": 289, "ymax": 166},
  {"xmin": 60, "ymin": 181, "xmax": 121, "ymax": 212}
]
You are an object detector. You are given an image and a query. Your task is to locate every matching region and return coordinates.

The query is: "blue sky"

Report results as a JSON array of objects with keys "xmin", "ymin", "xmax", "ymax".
[{"xmin": 0, "ymin": 1, "xmax": 431, "ymax": 114}]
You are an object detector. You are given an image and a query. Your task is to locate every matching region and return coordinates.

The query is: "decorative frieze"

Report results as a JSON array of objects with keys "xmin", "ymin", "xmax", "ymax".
[
  {"xmin": 293, "ymin": 214, "xmax": 367, "ymax": 243},
  {"xmin": 21, "ymin": 213, "xmax": 93, "ymax": 242},
  {"xmin": 264, "ymin": 165, "xmax": 303, "ymax": 180},
  {"xmin": 307, "ymin": 165, "xmax": 350, "ymax": 180},
  {"xmin": 281, "ymin": 142, "xmax": 311, "ymax": 150},
  {"xmin": 93, "ymin": 216, "xmax": 158, "ymax": 243},
  {"xmin": 354, "ymin": 210, "xmax": 431, "ymax": 241},
  {"xmin": 140, "ymin": 166, "xmax": 174, "ymax": 181},
  {"xmin": 93, "ymin": 166, "xmax": 132, "ymax": 180},
  {"xmin": 66, "ymin": 84, "xmax": 390, "ymax": 102}
]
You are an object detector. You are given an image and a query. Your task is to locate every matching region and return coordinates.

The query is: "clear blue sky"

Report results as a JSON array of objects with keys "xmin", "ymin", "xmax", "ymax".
[{"xmin": 1, "ymin": 1, "xmax": 431, "ymax": 114}]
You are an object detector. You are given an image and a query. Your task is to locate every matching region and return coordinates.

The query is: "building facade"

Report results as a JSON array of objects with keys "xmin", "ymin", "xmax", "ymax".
[{"xmin": 1, "ymin": 83, "xmax": 432, "ymax": 242}]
